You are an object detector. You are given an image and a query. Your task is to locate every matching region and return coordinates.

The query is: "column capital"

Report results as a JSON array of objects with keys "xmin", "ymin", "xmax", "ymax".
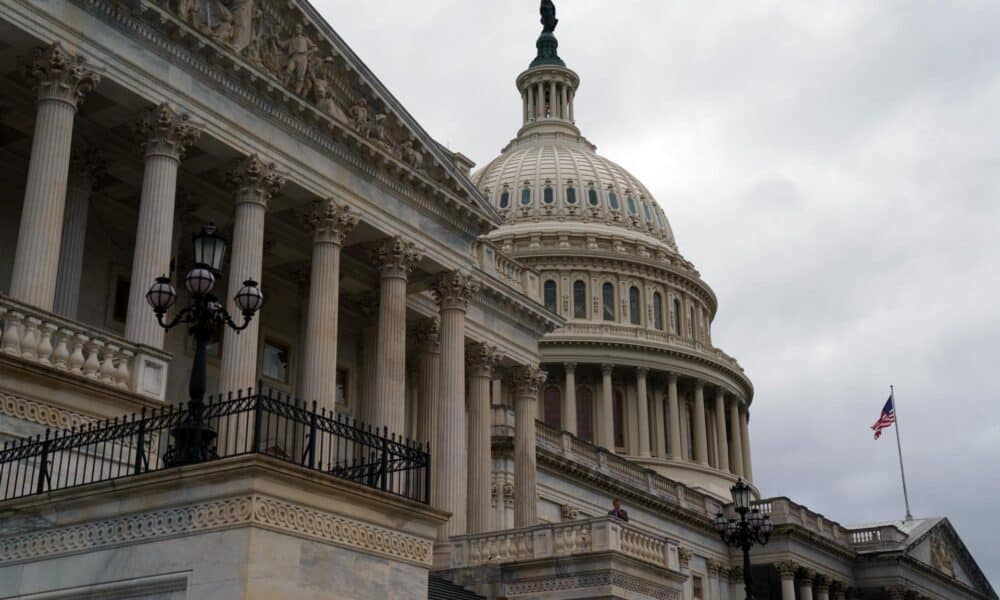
[
  {"xmin": 373, "ymin": 236, "xmax": 423, "ymax": 280},
  {"xmin": 601, "ymin": 363, "xmax": 614, "ymax": 376},
  {"xmin": 134, "ymin": 103, "xmax": 202, "ymax": 159},
  {"xmin": 636, "ymin": 366, "xmax": 649, "ymax": 377},
  {"xmin": 798, "ymin": 568, "xmax": 816, "ymax": 586},
  {"xmin": 706, "ymin": 559, "xmax": 723, "ymax": 577},
  {"xmin": 729, "ymin": 565, "xmax": 744, "ymax": 583},
  {"xmin": 23, "ymin": 42, "xmax": 101, "ymax": 107},
  {"xmin": 667, "ymin": 372, "xmax": 679, "ymax": 384},
  {"xmin": 677, "ymin": 547, "xmax": 692, "ymax": 571},
  {"xmin": 431, "ymin": 270, "xmax": 479, "ymax": 310},
  {"xmin": 413, "ymin": 317, "xmax": 440, "ymax": 353},
  {"xmin": 694, "ymin": 379, "xmax": 705, "ymax": 391},
  {"xmin": 815, "ymin": 574, "xmax": 831, "ymax": 593},
  {"xmin": 512, "ymin": 365, "xmax": 547, "ymax": 398},
  {"xmin": 563, "ymin": 362, "xmax": 576, "ymax": 373},
  {"xmin": 68, "ymin": 141, "xmax": 106, "ymax": 191},
  {"xmin": 466, "ymin": 342, "xmax": 500, "ymax": 378},
  {"xmin": 227, "ymin": 154, "xmax": 286, "ymax": 209},
  {"xmin": 775, "ymin": 561, "xmax": 800, "ymax": 579},
  {"xmin": 307, "ymin": 197, "xmax": 359, "ymax": 245}
]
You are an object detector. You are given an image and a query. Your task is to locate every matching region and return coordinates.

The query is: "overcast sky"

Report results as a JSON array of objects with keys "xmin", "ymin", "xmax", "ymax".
[{"xmin": 313, "ymin": 0, "xmax": 1000, "ymax": 583}]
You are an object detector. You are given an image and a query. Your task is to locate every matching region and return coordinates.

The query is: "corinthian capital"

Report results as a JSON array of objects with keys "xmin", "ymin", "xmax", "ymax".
[
  {"xmin": 68, "ymin": 141, "xmax": 106, "ymax": 191},
  {"xmin": 134, "ymin": 103, "xmax": 202, "ymax": 159},
  {"xmin": 413, "ymin": 317, "xmax": 440, "ymax": 352},
  {"xmin": 511, "ymin": 365, "xmax": 546, "ymax": 398},
  {"xmin": 466, "ymin": 342, "xmax": 500, "ymax": 378},
  {"xmin": 227, "ymin": 154, "xmax": 286, "ymax": 208},
  {"xmin": 775, "ymin": 561, "xmax": 799, "ymax": 579},
  {"xmin": 22, "ymin": 42, "xmax": 101, "ymax": 107},
  {"xmin": 372, "ymin": 237, "xmax": 423, "ymax": 280},
  {"xmin": 307, "ymin": 197, "xmax": 359, "ymax": 245},
  {"xmin": 431, "ymin": 270, "xmax": 480, "ymax": 310}
]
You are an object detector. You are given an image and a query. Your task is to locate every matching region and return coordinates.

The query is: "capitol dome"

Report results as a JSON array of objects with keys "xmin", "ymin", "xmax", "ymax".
[{"xmin": 476, "ymin": 16, "xmax": 755, "ymax": 501}]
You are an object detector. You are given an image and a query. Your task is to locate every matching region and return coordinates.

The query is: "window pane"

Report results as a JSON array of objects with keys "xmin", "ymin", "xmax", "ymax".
[
  {"xmin": 566, "ymin": 187, "xmax": 577, "ymax": 204},
  {"xmin": 577, "ymin": 386, "xmax": 594, "ymax": 442},
  {"xmin": 544, "ymin": 280, "xmax": 557, "ymax": 312},
  {"xmin": 588, "ymin": 189, "xmax": 599, "ymax": 206},
  {"xmin": 521, "ymin": 188, "xmax": 532, "ymax": 205},
  {"xmin": 629, "ymin": 286, "xmax": 640, "ymax": 325},
  {"xmin": 499, "ymin": 191, "xmax": 510, "ymax": 208},
  {"xmin": 263, "ymin": 339, "xmax": 289, "ymax": 383},
  {"xmin": 544, "ymin": 187, "xmax": 554, "ymax": 204},
  {"xmin": 544, "ymin": 386, "xmax": 561, "ymax": 429},
  {"xmin": 573, "ymin": 280, "xmax": 587, "ymax": 318},
  {"xmin": 642, "ymin": 202, "xmax": 652, "ymax": 221},
  {"xmin": 626, "ymin": 195, "xmax": 637, "ymax": 215},
  {"xmin": 653, "ymin": 293, "xmax": 664, "ymax": 330},
  {"xmin": 608, "ymin": 192, "xmax": 619, "ymax": 210},
  {"xmin": 602, "ymin": 283, "xmax": 615, "ymax": 321},
  {"xmin": 673, "ymin": 298, "xmax": 682, "ymax": 334}
]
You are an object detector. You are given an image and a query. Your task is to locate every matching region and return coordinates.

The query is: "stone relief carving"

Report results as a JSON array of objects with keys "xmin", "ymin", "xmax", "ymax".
[{"xmin": 930, "ymin": 529, "xmax": 956, "ymax": 578}]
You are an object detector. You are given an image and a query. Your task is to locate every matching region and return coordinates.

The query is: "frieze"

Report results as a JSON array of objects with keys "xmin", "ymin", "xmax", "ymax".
[{"xmin": 0, "ymin": 391, "xmax": 95, "ymax": 430}]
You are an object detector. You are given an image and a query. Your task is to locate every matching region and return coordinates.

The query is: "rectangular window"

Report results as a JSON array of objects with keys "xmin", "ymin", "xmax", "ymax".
[
  {"xmin": 693, "ymin": 575, "xmax": 704, "ymax": 599},
  {"xmin": 336, "ymin": 367, "xmax": 349, "ymax": 407},
  {"xmin": 262, "ymin": 338, "xmax": 290, "ymax": 384}
]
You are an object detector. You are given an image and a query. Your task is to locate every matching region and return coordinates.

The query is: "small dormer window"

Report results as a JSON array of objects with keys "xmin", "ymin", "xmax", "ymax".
[
  {"xmin": 626, "ymin": 194, "xmax": 637, "ymax": 215},
  {"xmin": 521, "ymin": 187, "xmax": 532, "ymax": 206},
  {"xmin": 588, "ymin": 187, "xmax": 600, "ymax": 207},
  {"xmin": 499, "ymin": 190, "xmax": 510, "ymax": 209},
  {"xmin": 543, "ymin": 187, "xmax": 554, "ymax": 205},
  {"xmin": 608, "ymin": 191, "xmax": 620, "ymax": 210},
  {"xmin": 566, "ymin": 187, "xmax": 577, "ymax": 205}
]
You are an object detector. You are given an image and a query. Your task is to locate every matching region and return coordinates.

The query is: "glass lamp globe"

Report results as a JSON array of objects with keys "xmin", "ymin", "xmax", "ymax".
[
  {"xmin": 713, "ymin": 513, "xmax": 728, "ymax": 532},
  {"xmin": 761, "ymin": 516, "xmax": 774, "ymax": 535},
  {"xmin": 146, "ymin": 276, "xmax": 177, "ymax": 312},
  {"xmin": 731, "ymin": 479, "xmax": 752, "ymax": 511},
  {"xmin": 193, "ymin": 223, "xmax": 227, "ymax": 274},
  {"xmin": 185, "ymin": 266, "xmax": 216, "ymax": 296},
  {"xmin": 749, "ymin": 508, "xmax": 764, "ymax": 528},
  {"xmin": 234, "ymin": 279, "xmax": 264, "ymax": 314}
]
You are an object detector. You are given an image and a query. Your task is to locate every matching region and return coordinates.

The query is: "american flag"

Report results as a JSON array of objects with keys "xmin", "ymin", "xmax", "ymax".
[{"xmin": 871, "ymin": 395, "xmax": 896, "ymax": 440}]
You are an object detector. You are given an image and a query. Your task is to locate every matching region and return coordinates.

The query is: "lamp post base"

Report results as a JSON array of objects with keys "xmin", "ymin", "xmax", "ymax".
[{"xmin": 163, "ymin": 417, "xmax": 219, "ymax": 467}]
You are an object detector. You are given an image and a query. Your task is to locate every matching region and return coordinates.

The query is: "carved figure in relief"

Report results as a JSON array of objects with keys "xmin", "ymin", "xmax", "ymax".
[
  {"xmin": 314, "ymin": 80, "xmax": 348, "ymax": 123},
  {"xmin": 371, "ymin": 113, "xmax": 388, "ymax": 144},
  {"xmin": 400, "ymin": 139, "xmax": 423, "ymax": 170},
  {"xmin": 279, "ymin": 24, "xmax": 317, "ymax": 96},
  {"xmin": 211, "ymin": 2, "xmax": 236, "ymax": 47},
  {"xmin": 229, "ymin": 0, "xmax": 256, "ymax": 52},
  {"xmin": 349, "ymin": 99, "xmax": 370, "ymax": 137},
  {"xmin": 178, "ymin": 0, "xmax": 201, "ymax": 29}
]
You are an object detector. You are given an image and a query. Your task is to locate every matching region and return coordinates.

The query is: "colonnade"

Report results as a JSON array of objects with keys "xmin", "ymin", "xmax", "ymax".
[
  {"xmin": 5, "ymin": 42, "xmax": 543, "ymax": 540},
  {"xmin": 771, "ymin": 563, "xmax": 858, "ymax": 600},
  {"xmin": 555, "ymin": 362, "xmax": 753, "ymax": 481},
  {"xmin": 522, "ymin": 78, "xmax": 575, "ymax": 123}
]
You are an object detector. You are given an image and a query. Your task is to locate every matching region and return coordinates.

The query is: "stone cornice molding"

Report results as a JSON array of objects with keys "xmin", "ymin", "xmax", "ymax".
[
  {"xmin": 227, "ymin": 154, "xmax": 286, "ymax": 209},
  {"xmin": 432, "ymin": 271, "xmax": 480, "ymax": 311},
  {"xmin": 372, "ymin": 237, "xmax": 423, "ymax": 280},
  {"xmin": 466, "ymin": 342, "xmax": 500, "ymax": 378},
  {"xmin": 21, "ymin": 42, "xmax": 101, "ymax": 107},
  {"xmin": 134, "ymin": 102, "xmax": 202, "ymax": 160},
  {"xmin": 306, "ymin": 197, "xmax": 358, "ymax": 245},
  {"xmin": 0, "ymin": 493, "xmax": 433, "ymax": 567},
  {"xmin": 512, "ymin": 365, "xmax": 547, "ymax": 398}
]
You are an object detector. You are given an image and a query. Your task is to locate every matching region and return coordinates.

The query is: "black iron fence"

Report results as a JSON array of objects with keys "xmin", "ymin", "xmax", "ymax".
[{"xmin": 0, "ymin": 386, "xmax": 430, "ymax": 504}]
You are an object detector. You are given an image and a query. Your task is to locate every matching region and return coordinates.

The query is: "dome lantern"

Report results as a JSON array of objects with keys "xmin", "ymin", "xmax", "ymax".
[{"xmin": 517, "ymin": 1, "xmax": 580, "ymax": 137}]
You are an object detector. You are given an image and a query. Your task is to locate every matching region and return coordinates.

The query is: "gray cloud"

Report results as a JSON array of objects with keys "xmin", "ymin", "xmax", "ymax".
[{"xmin": 313, "ymin": 0, "xmax": 1000, "ymax": 583}]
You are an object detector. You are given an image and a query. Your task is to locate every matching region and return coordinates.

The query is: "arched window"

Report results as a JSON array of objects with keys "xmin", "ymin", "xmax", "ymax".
[
  {"xmin": 543, "ymin": 386, "xmax": 561, "ymax": 429},
  {"xmin": 566, "ymin": 187, "xmax": 577, "ymax": 205},
  {"xmin": 628, "ymin": 286, "xmax": 641, "ymax": 325},
  {"xmin": 653, "ymin": 292, "xmax": 664, "ymax": 330},
  {"xmin": 602, "ymin": 282, "xmax": 615, "ymax": 321},
  {"xmin": 521, "ymin": 187, "xmax": 532, "ymax": 206},
  {"xmin": 573, "ymin": 280, "xmax": 587, "ymax": 319},
  {"xmin": 626, "ymin": 194, "xmax": 637, "ymax": 215},
  {"xmin": 499, "ymin": 190, "xmax": 510, "ymax": 209},
  {"xmin": 608, "ymin": 191, "xmax": 620, "ymax": 210},
  {"xmin": 642, "ymin": 202, "xmax": 653, "ymax": 222},
  {"xmin": 544, "ymin": 280, "xmax": 557, "ymax": 313},
  {"xmin": 576, "ymin": 386, "xmax": 594, "ymax": 442},
  {"xmin": 588, "ymin": 188, "xmax": 600, "ymax": 207},
  {"xmin": 613, "ymin": 389, "xmax": 626, "ymax": 449},
  {"xmin": 543, "ymin": 187, "xmax": 554, "ymax": 205},
  {"xmin": 673, "ymin": 298, "xmax": 683, "ymax": 334}
]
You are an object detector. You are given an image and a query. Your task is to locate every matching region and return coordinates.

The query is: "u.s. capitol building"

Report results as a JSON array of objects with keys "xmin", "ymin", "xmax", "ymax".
[{"xmin": 0, "ymin": 1, "xmax": 993, "ymax": 599}]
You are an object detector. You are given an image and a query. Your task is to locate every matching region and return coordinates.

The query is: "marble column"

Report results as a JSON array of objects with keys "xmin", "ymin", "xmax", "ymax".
[
  {"xmin": 431, "ymin": 271, "xmax": 479, "ymax": 539},
  {"xmin": 300, "ymin": 198, "xmax": 358, "ymax": 410},
  {"xmin": 653, "ymin": 383, "xmax": 667, "ymax": 458},
  {"xmin": 816, "ymin": 575, "xmax": 831, "ymax": 600},
  {"xmin": 600, "ymin": 363, "xmax": 615, "ymax": 451},
  {"xmin": 776, "ymin": 562, "xmax": 798, "ymax": 600},
  {"xmin": 741, "ymin": 405, "xmax": 754, "ymax": 482},
  {"xmin": 370, "ymin": 237, "xmax": 422, "ymax": 434},
  {"xmin": 799, "ymin": 569, "xmax": 816, "ymax": 600},
  {"xmin": 729, "ymin": 399, "xmax": 745, "ymax": 478},
  {"xmin": 413, "ymin": 318, "xmax": 440, "ymax": 447},
  {"xmin": 513, "ymin": 364, "xmax": 546, "ymax": 528},
  {"xmin": 124, "ymin": 104, "xmax": 202, "ymax": 348},
  {"xmin": 562, "ymin": 363, "xmax": 577, "ymax": 435},
  {"xmin": 53, "ymin": 143, "xmax": 104, "ymax": 318},
  {"xmin": 667, "ymin": 373, "xmax": 682, "ymax": 460},
  {"xmin": 10, "ymin": 43, "xmax": 100, "ymax": 311},
  {"xmin": 536, "ymin": 82, "xmax": 544, "ymax": 118},
  {"xmin": 218, "ymin": 155, "xmax": 285, "ymax": 395},
  {"xmin": 714, "ymin": 388, "xmax": 731, "ymax": 472},
  {"xmin": 467, "ymin": 342, "xmax": 498, "ymax": 534},
  {"xmin": 692, "ymin": 381, "xmax": 709, "ymax": 465},
  {"xmin": 636, "ymin": 368, "xmax": 651, "ymax": 457},
  {"xmin": 356, "ymin": 295, "xmax": 379, "ymax": 423}
]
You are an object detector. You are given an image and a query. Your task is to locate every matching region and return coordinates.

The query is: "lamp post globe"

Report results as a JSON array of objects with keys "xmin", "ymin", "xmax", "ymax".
[{"xmin": 715, "ymin": 479, "xmax": 770, "ymax": 600}]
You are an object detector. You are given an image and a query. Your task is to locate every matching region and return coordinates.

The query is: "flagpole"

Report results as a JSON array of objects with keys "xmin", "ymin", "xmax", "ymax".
[{"xmin": 891, "ymin": 385, "xmax": 913, "ymax": 521}]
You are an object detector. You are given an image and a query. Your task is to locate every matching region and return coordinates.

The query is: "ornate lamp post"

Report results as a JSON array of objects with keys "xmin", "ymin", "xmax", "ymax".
[
  {"xmin": 714, "ymin": 479, "xmax": 773, "ymax": 600},
  {"xmin": 145, "ymin": 223, "xmax": 264, "ymax": 466}
]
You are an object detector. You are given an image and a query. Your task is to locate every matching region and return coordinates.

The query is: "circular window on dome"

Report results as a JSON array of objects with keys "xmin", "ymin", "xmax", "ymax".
[
  {"xmin": 588, "ymin": 188, "xmax": 599, "ymax": 207},
  {"xmin": 543, "ymin": 187, "xmax": 554, "ymax": 205},
  {"xmin": 521, "ymin": 187, "xmax": 532, "ymax": 206},
  {"xmin": 499, "ymin": 189, "xmax": 510, "ymax": 209},
  {"xmin": 566, "ymin": 187, "xmax": 577, "ymax": 205},
  {"xmin": 608, "ymin": 191, "xmax": 620, "ymax": 210},
  {"xmin": 625, "ymin": 194, "xmax": 637, "ymax": 215}
]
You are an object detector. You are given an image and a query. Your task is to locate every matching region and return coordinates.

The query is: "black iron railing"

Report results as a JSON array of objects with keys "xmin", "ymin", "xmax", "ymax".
[{"xmin": 0, "ymin": 386, "xmax": 430, "ymax": 504}]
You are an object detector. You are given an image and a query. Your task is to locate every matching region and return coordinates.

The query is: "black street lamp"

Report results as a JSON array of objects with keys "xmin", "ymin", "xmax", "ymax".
[
  {"xmin": 714, "ymin": 479, "xmax": 773, "ymax": 600},
  {"xmin": 145, "ymin": 223, "xmax": 264, "ymax": 466}
]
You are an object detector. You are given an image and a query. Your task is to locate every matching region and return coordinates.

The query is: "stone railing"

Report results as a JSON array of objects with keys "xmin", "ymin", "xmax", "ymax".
[
  {"xmin": 474, "ymin": 240, "xmax": 540, "ymax": 301},
  {"xmin": 449, "ymin": 517, "xmax": 679, "ymax": 572},
  {"xmin": 754, "ymin": 497, "xmax": 909, "ymax": 553},
  {"xmin": 0, "ymin": 295, "xmax": 169, "ymax": 401},
  {"xmin": 848, "ymin": 524, "xmax": 908, "ymax": 551},
  {"xmin": 549, "ymin": 322, "xmax": 745, "ymax": 373}
]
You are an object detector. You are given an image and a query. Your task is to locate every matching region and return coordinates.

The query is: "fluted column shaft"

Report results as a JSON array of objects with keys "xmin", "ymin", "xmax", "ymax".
[
  {"xmin": 371, "ymin": 238, "xmax": 421, "ymax": 435},
  {"xmin": 714, "ymin": 388, "xmax": 731, "ymax": 472},
  {"xmin": 467, "ymin": 343, "xmax": 497, "ymax": 534},
  {"xmin": 741, "ymin": 405, "xmax": 754, "ymax": 482},
  {"xmin": 432, "ymin": 272, "xmax": 479, "ymax": 539},
  {"xmin": 600, "ymin": 364, "xmax": 615, "ymax": 450},
  {"xmin": 729, "ymin": 400, "xmax": 746, "ymax": 477},
  {"xmin": 667, "ymin": 374, "xmax": 682, "ymax": 460},
  {"xmin": 776, "ymin": 563, "xmax": 798, "ymax": 600},
  {"xmin": 54, "ymin": 146, "xmax": 103, "ymax": 318},
  {"xmin": 300, "ymin": 199, "xmax": 357, "ymax": 410},
  {"xmin": 799, "ymin": 571, "xmax": 816, "ymax": 600},
  {"xmin": 11, "ymin": 44, "xmax": 100, "ymax": 310},
  {"xmin": 692, "ymin": 381, "xmax": 709, "ymax": 465},
  {"xmin": 636, "ymin": 368, "xmax": 651, "ymax": 457},
  {"xmin": 219, "ymin": 156, "xmax": 284, "ymax": 395},
  {"xmin": 562, "ymin": 363, "xmax": 577, "ymax": 435},
  {"xmin": 414, "ymin": 318, "xmax": 440, "ymax": 447},
  {"xmin": 514, "ymin": 365, "xmax": 546, "ymax": 528},
  {"xmin": 653, "ymin": 384, "xmax": 667, "ymax": 458},
  {"xmin": 125, "ymin": 105, "xmax": 201, "ymax": 348}
]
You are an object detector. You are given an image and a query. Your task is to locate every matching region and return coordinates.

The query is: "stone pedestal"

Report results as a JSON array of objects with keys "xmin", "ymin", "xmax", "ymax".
[{"xmin": 10, "ymin": 43, "xmax": 100, "ymax": 311}]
